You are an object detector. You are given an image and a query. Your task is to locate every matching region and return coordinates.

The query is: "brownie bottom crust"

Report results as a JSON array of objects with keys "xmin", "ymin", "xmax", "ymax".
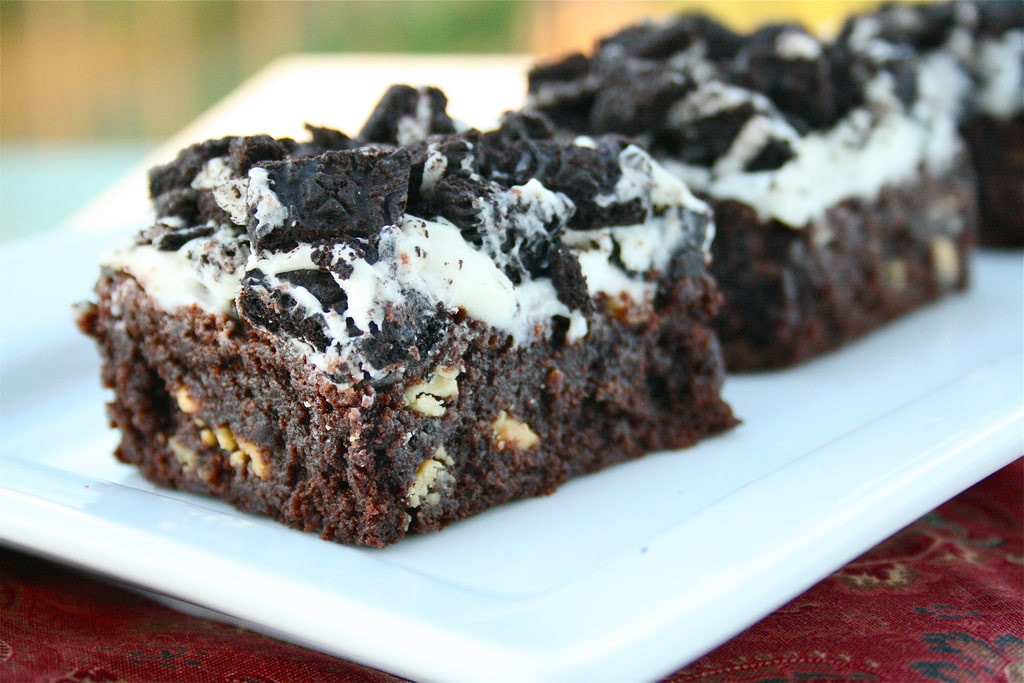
[
  {"xmin": 961, "ymin": 113, "xmax": 1024, "ymax": 248},
  {"xmin": 710, "ymin": 160, "xmax": 978, "ymax": 372},
  {"xmin": 79, "ymin": 270, "xmax": 736, "ymax": 547}
]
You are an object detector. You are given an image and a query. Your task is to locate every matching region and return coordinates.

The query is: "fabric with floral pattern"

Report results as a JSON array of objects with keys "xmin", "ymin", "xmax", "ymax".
[{"xmin": 1, "ymin": 459, "xmax": 1020, "ymax": 682}]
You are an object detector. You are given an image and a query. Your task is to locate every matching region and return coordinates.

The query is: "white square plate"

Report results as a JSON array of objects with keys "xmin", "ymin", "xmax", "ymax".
[{"xmin": 2, "ymin": 56, "xmax": 1021, "ymax": 682}]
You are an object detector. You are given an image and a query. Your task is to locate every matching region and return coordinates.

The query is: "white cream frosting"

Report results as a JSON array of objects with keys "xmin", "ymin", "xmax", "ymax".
[
  {"xmin": 103, "ymin": 224, "xmax": 249, "ymax": 314},
  {"xmin": 774, "ymin": 29, "xmax": 823, "ymax": 60},
  {"xmin": 419, "ymin": 143, "xmax": 450, "ymax": 196},
  {"xmin": 387, "ymin": 215, "xmax": 564, "ymax": 341},
  {"xmin": 974, "ymin": 29, "xmax": 1024, "ymax": 119},
  {"xmin": 663, "ymin": 61, "xmax": 964, "ymax": 228},
  {"xmin": 564, "ymin": 213, "xmax": 687, "ymax": 303},
  {"xmin": 396, "ymin": 88, "xmax": 440, "ymax": 147},
  {"xmin": 247, "ymin": 167, "xmax": 290, "ymax": 244},
  {"xmin": 606, "ymin": 144, "xmax": 712, "ymax": 219}
]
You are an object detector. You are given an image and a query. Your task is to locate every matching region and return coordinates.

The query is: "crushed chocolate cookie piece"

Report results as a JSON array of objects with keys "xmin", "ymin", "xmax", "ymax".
[
  {"xmin": 250, "ymin": 148, "xmax": 411, "ymax": 256},
  {"xmin": 149, "ymin": 137, "xmax": 233, "ymax": 200},
  {"xmin": 419, "ymin": 175, "xmax": 492, "ymax": 236},
  {"xmin": 492, "ymin": 111, "xmax": 556, "ymax": 142},
  {"xmin": 598, "ymin": 14, "xmax": 742, "ymax": 61},
  {"xmin": 656, "ymin": 103, "xmax": 757, "ymax": 166},
  {"xmin": 311, "ymin": 244, "xmax": 356, "ymax": 281},
  {"xmin": 406, "ymin": 133, "xmax": 480, "ymax": 203},
  {"xmin": 277, "ymin": 269, "xmax": 348, "ymax": 314},
  {"xmin": 148, "ymin": 138, "xmax": 235, "ymax": 224},
  {"xmin": 237, "ymin": 269, "xmax": 333, "ymax": 352},
  {"xmin": 525, "ymin": 87, "xmax": 597, "ymax": 135},
  {"xmin": 151, "ymin": 189, "xmax": 200, "ymax": 226},
  {"xmin": 744, "ymin": 138, "xmax": 795, "ymax": 172},
  {"xmin": 298, "ymin": 124, "xmax": 358, "ymax": 155},
  {"xmin": 528, "ymin": 52, "xmax": 591, "ymax": 90},
  {"xmin": 550, "ymin": 243, "xmax": 594, "ymax": 313},
  {"xmin": 977, "ymin": 0, "xmax": 1024, "ymax": 37},
  {"xmin": 360, "ymin": 298, "xmax": 450, "ymax": 383},
  {"xmin": 153, "ymin": 225, "xmax": 216, "ymax": 251},
  {"xmin": 358, "ymin": 84, "xmax": 457, "ymax": 146},
  {"xmin": 196, "ymin": 188, "xmax": 234, "ymax": 228},
  {"xmin": 588, "ymin": 59, "xmax": 692, "ymax": 136},
  {"xmin": 229, "ymin": 135, "xmax": 295, "ymax": 176},
  {"xmin": 733, "ymin": 25, "xmax": 842, "ymax": 129},
  {"xmin": 479, "ymin": 126, "xmax": 643, "ymax": 230}
]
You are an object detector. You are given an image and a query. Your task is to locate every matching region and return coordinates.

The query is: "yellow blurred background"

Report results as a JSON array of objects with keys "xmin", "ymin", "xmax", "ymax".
[
  {"xmin": 2, "ymin": 0, "xmax": 884, "ymax": 142},
  {"xmin": 0, "ymin": 1, "xmax": 884, "ymax": 241}
]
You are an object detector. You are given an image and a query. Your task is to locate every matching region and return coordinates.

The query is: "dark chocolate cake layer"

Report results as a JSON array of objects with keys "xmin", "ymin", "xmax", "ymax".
[
  {"xmin": 78, "ymin": 88, "xmax": 736, "ymax": 546},
  {"xmin": 80, "ymin": 266, "xmax": 732, "ymax": 547},
  {"xmin": 960, "ymin": 113, "xmax": 1023, "ymax": 248},
  {"xmin": 711, "ymin": 159, "xmax": 977, "ymax": 371}
]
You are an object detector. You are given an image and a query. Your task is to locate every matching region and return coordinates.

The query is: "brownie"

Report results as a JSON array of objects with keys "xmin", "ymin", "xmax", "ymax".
[
  {"xmin": 528, "ymin": 13, "xmax": 979, "ymax": 371},
  {"xmin": 77, "ymin": 87, "xmax": 736, "ymax": 547},
  {"xmin": 961, "ymin": 112, "xmax": 1023, "ymax": 247},
  {"xmin": 840, "ymin": 0, "xmax": 1023, "ymax": 248}
]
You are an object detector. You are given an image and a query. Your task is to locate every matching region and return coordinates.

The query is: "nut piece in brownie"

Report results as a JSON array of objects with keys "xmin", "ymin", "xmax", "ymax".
[
  {"xmin": 840, "ymin": 0, "xmax": 1024, "ymax": 248},
  {"xmin": 77, "ymin": 87, "xmax": 736, "ymax": 547},
  {"xmin": 528, "ymin": 13, "xmax": 979, "ymax": 371}
]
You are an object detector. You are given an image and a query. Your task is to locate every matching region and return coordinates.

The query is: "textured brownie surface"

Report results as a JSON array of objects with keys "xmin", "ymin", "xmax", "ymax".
[
  {"xmin": 960, "ymin": 113, "xmax": 1023, "ymax": 247},
  {"xmin": 528, "ymin": 11, "xmax": 981, "ymax": 370},
  {"xmin": 78, "ymin": 88, "xmax": 736, "ymax": 546},
  {"xmin": 711, "ymin": 160, "xmax": 976, "ymax": 370}
]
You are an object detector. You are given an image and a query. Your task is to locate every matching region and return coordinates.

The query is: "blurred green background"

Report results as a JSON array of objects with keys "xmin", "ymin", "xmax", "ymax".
[{"xmin": 0, "ymin": 0, "xmax": 881, "ymax": 242}]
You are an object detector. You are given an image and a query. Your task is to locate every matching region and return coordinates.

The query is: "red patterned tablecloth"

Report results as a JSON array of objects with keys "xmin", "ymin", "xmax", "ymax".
[{"xmin": 3, "ymin": 459, "xmax": 1021, "ymax": 683}]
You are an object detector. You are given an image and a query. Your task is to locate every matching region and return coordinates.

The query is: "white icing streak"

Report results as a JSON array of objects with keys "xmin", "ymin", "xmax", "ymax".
[
  {"xmin": 248, "ymin": 167, "xmax": 289, "ymax": 238},
  {"xmin": 665, "ymin": 66, "xmax": 963, "ymax": 228},
  {"xmin": 419, "ymin": 143, "xmax": 448, "ymax": 197},
  {"xmin": 396, "ymin": 88, "xmax": 437, "ymax": 146},
  {"xmin": 606, "ymin": 144, "xmax": 709, "ymax": 216},
  {"xmin": 392, "ymin": 217, "xmax": 522, "ymax": 335},
  {"xmin": 103, "ymin": 224, "xmax": 249, "ymax": 314}
]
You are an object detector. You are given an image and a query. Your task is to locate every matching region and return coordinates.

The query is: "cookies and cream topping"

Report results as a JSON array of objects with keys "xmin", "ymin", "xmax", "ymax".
[
  {"xmin": 527, "ymin": 10, "xmax": 990, "ymax": 228},
  {"xmin": 104, "ymin": 98, "xmax": 713, "ymax": 385}
]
